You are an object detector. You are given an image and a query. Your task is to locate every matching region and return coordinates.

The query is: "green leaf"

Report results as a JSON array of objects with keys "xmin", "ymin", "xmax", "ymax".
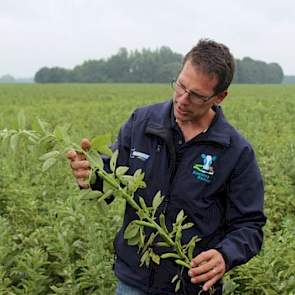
[
  {"xmin": 119, "ymin": 174, "xmax": 133, "ymax": 186},
  {"xmin": 146, "ymin": 232, "xmax": 157, "ymax": 247},
  {"xmin": 182, "ymin": 222, "xmax": 194, "ymax": 230},
  {"xmin": 175, "ymin": 259, "xmax": 191, "ymax": 268},
  {"xmin": 138, "ymin": 180, "xmax": 147, "ymax": 189},
  {"xmin": 42, "ymin": 157, "xmax": 57, "ymax": 172},
  {"xmin": 37, "ymin": 118, "xmax": 50, "ymax": 134},
  {"xmin": 39, "ymin": 150, "xmax": 60, "ymax": 161},
  {"xmin": 139, "ymin": 197, "xmax": 148, "ymax": 212},
  {"xmin": 187, "ymin": 237, "xmax": 197, "ymax": 261},
  {"xmin": 126, "ymin": 233, "xmax": 141, "ymax": 246},
  {"xmin": 116, "ymin": 166, "xmax": 129, "ymax": 176},
  {"xmin": 155, "ymin": 241, "xmax": 170, "ymax": 248},
  {"xmin": 53, "ymin": 126, "xmax": 63, "ymax": 141},
  {"xmin": 142, "ymin": 232, "xmax": 157, "ymax": 254},
  {"xmin": 80, "ymin": 190, "xmax": 103, "ymax": 201},
  {"xmin": 38, "ymin": 134, "xmax": 56, "ymax": 150},
  {"xmin": 103, "ymin": 179, "xmax": 113, "ymax": 194},
  {"xmin": 113, "ymin": 188, "xmax": 123, "ymax": 199},
  {"xmin": 176, "ymin": 210, "xmax": 185, "ymax": 224},
  {"xmin": 10, "ymin": 133, "xmax": 19, "ymax": 151},
  {"xmin": 91, "ymin": 134, "xmax": 112, "ymax": 157},
  {"xmin": 98, "ymin": 189, "xmax": 113, "ymax": 203},
  {"xmin": 134, "ymin": 169, "xmax": 144, "ymax": 180},
  {"xmin": 159, "ymin": 213, "xmax": 169, "ymax": 234},
  {"xmin": 17, "ymin": 111, "xmax": 26, "ymax": 130},
  {"xmin": 54, "ymin": 125, "xmax": 71, "ymax": 144},
  {"xmin": 0, "ymin": 130, "xmax": 13, "ymax": 150},
  {"xmin": 110, "ymin": 150, "xmax": 118, "ymax": 172},
  {"xmin": 139, "ymin": 228, "xmax": 145, "ymax": 249},
  {"xmin": 187, "ymin": 236, "xmax": 201, "ymax": 261},
  {"xmin": 171, "ymin": 274, "xmax": 179, "ymax": 283},
  {"xmin": 150, "ymin": 251, "xmax": 160, "ymax": 265},
  {"xmin": 87, "ymin": 150, "xmax": 104, "ymax": 170},
  {"xmin": 124, "ymin": 222, "xmax": 140, "ymax": 240},
  {"xmin": 175, "ymin": 280, "xmax": 181, "ymax": 292},
  {"xmin": 152, "ymin": 191, "xmax": 164, "ymax": 212},
  {"xmin": 140, "ymin": 250, "xmax": 150, "ymax": 267},
  {"xmin": 23, "ymin": 130, "xmax": 39, "ymax": 143},
  {"xmin": 89, "ymin": 170, "xmax": 97, "ymax": 185},
  {"xmin": 175, "ymin": 233, "xmax": 182, "ymax": 252},
  {"xmin": 128, "ymin": 169, "xmax": 146, "ymax": 192},
  {"xmin": 134, "ymin": 220, "xmax": 156, "ymax": 229},
  {"xmin": 97, "ymin": 199, "xmax": 108, "ymax": 214},
  {"xmin": 161, "ymin": 252, "xmax": 180, "ymax": 259}
]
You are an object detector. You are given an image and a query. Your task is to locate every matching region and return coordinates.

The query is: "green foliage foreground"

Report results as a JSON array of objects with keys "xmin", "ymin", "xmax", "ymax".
[
  {"xmin": 1, "ymin": 124, "xmax": 209, "ymax": 294},
  {"xmin": 0, "ymin": 84, "xmax": 295, "ymax": 294}
]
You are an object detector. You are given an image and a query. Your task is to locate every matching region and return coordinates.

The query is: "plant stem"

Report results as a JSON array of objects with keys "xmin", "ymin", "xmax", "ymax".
[{"xmin": 89, "ymin": 156, "xmax": 190, "ymax": 267}]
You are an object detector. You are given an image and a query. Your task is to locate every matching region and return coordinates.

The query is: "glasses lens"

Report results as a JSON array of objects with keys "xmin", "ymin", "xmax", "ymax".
[
  {"xmin": 172, "ymin": 80, "xmax": 214, "ymax": 103},
  {"xmin": 172, "ymin": 81, "xmax": 184, "ymax": 95},
  {"xmin": 190, "ymin": 94, "xmax": 206, "ymax": 103}
]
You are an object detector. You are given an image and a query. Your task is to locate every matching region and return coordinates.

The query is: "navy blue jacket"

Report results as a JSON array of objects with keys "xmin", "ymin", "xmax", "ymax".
[{"xmin": 96, "ymin": 100, "xmax": 266, "ymax": 294}]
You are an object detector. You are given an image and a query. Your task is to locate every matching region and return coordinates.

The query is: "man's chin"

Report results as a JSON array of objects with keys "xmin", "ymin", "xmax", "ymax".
[{"xmin": 175, "ymin": 114, "xmax": 191, "ymax": 123}]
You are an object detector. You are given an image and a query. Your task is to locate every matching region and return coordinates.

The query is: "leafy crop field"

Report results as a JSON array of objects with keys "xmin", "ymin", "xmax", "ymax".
[{"xmin": 0, "ymin": 83, "xmax": 295, "ymax": 294}]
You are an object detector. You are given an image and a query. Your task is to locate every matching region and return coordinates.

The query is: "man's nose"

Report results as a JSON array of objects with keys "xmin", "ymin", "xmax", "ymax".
[{"xmin": 177, "ymin": 91, "xmax": 190, "ymax": 104}]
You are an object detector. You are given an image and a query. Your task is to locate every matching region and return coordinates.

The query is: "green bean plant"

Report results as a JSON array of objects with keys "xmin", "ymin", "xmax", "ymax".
[{"xmin": 0, "ymin": 116, "xmax": 215, "ymax": 294}]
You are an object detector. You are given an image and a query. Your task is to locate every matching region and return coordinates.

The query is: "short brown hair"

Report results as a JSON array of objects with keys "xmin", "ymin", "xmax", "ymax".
[{"xmin": 182, "ymin": 39, "xmax": 235, "ymax": 94}]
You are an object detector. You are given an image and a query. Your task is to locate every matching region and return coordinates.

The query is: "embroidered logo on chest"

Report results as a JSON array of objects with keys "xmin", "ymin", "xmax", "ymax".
[
  {"xmin": 192, "ymin": 154, "xmax": 217, "ymax": 183},
  {"xmin": 130, "ymin": 148, "xmax": 150, "ymax": 161}
]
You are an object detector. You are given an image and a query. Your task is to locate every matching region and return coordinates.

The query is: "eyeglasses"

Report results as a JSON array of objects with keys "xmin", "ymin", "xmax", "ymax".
[{"xmin": 171, "ymin": 80, "xmax": 216, "ymax": 103}]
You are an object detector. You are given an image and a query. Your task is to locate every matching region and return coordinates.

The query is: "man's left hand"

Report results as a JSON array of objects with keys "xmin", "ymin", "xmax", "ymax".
[{"xmin": 188, "ymin": 249, "xmax": 226, "ymax": 292}]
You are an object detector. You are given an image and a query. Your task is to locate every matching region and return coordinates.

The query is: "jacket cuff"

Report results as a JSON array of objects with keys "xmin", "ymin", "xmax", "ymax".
[{"xmin": 213, "ymin": 246, "xmax": 232, "ymax": 272}]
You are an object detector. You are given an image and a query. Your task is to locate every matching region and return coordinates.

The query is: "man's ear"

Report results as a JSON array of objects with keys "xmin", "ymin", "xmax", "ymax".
[{"xmin": 215, "ymin": 91, "xmax": 228, "ymax": 105}]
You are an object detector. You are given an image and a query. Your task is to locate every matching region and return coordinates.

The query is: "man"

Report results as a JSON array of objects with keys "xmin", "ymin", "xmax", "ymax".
[{"xmin": 67, "ymin": 39, "xmax": 266, "ymax": 294}]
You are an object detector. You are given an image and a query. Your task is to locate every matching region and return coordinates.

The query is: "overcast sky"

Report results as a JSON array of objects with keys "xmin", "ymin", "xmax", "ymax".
[{"xmin": 1, "ymin": 0, "xmax": 295, "ymax": 78}]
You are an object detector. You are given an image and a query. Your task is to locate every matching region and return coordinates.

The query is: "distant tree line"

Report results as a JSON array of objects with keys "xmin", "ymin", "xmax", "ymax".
[
  {"xmin": 34, "ymin": 47, "xmax": 284, "ymax": 84},
  {"xmin": 34, "ymin": 47, "xmax": 182, "ymax": 84},
  {"xmin": 283, "ymin": 75, "xmax": 295, "ymax": 84},
  {"xmin": 0, "ymin": 74, "xmax": 33, "ymax": 83},
  {"xmin": 233, "ymin": 57, "xmax": 284, "ymax": 84}
]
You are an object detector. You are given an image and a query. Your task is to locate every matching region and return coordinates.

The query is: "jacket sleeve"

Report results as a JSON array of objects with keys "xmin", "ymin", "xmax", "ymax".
[{"xmin": 214, "ymin": 145, "xmax": 267, "ymax": 271}]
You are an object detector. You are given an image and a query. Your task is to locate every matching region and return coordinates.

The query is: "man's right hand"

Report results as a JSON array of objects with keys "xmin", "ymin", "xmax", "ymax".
[{"xmin": 66, "ymin": 138, "xmax": 91, "ymax": 188}]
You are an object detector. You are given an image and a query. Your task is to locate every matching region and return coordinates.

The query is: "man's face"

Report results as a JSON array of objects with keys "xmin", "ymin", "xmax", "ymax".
[{"xmin": 173, "ymin": 60, "xmax": 226, "ymax": 124}]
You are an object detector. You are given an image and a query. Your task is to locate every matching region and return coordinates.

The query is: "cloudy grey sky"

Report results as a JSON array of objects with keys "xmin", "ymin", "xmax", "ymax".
[{"xmin": 1, "ymin": 0, "xmax": 294, "ymax": 78}]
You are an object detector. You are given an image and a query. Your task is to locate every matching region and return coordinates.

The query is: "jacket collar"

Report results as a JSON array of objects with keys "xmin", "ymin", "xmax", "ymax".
[
  {"xmin": 191, "ymin": 105, "xmax": 232, "ymax": 147},
  {"xmin": 145, "ymin": 100, "xmax": 231, "ymax": 148}
]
